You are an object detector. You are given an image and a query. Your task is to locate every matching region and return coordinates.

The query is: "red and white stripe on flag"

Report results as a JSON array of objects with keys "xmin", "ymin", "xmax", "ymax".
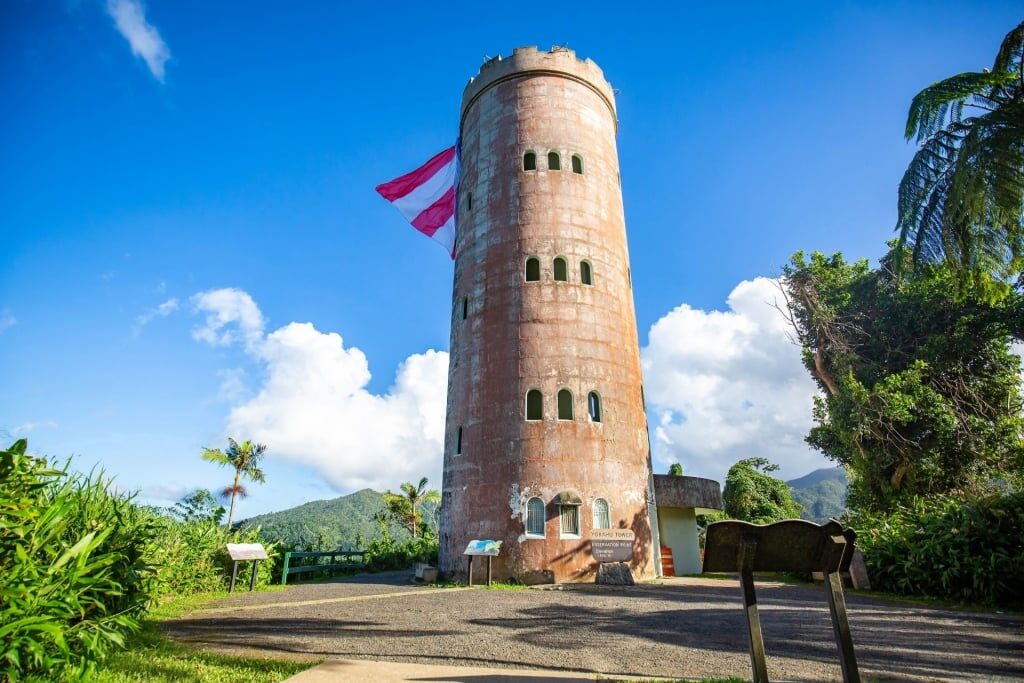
[{"xmin": 375, "ymin": 145, "xmax": 459, "ymax": 259}]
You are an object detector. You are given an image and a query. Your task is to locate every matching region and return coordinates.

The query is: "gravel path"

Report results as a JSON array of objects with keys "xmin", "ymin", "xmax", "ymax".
[{"xmin": 164, "ymin": 573, "xmax": 1024, "ymax": 681}]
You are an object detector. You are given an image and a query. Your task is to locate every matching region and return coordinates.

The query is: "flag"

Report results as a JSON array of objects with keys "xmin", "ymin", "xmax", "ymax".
[{"xmin": 375, "ymin": 144, "xmax": 459, "ymax": 259}]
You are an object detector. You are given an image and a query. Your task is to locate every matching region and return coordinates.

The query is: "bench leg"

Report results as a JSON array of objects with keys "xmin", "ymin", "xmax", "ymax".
[
  {"xmin": 738, "ymin": 538, "xmax": 769, "ymax": 683},
  {"xmin": 826, "ymin": 570, "xmax": 860, "ymax": 683}
]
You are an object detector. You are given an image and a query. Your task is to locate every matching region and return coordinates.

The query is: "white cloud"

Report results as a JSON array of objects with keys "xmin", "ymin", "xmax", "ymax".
[
  {"xmin": 0, "ymin": 310, "xmax": 14, "ymax": 334},
  {"xmin": 106, "ymin": 0, "xmax": 170, "ymax": 82},
  {"xmin": 192, "ymin": 288, "xmax": 449, "ymax": 493},
  {"xmin": 9, "ymin": 420, "xmax": 58, "ymax": 436},
  {"xmin": 641, "ymin": 277, "xmax": 828, "ymax": 484},
  {"xmin": 133, "ymin": 297, "xmax": 179, "ymax": 333},
  {"xmin": 138, "ymin": 482, "xmax": 190, "ymax": 503},
  {"xmin": 191, "ymin": 288, "xmax": 265, "ymax": 351}
]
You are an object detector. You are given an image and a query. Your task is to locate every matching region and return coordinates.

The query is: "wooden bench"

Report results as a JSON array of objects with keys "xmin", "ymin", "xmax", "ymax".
[{"xmin": 280, "ymin": 550, "xmax": 365, "ymax": 585}]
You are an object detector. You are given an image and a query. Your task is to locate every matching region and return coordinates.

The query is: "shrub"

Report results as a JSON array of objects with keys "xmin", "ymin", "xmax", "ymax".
[
  {"xmin": 852, "ymin": 492, "xmax": 1024, "ymax": 607},
  {"xmin": 0, "ymin": 440, "xmax": 157, "ymax": 681},
  {"xmin": 364, "ymin": 526, "xmax": 438, "ymax": 571}
]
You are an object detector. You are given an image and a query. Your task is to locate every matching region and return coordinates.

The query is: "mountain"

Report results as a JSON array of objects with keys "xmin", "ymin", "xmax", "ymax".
[
  {"xmin": 236, "ymin": 488, "xmax": 438, "ymax": 551},
  {"xmin": 787, "ymin": 467, "xmax": 848, "ymax": 522}
]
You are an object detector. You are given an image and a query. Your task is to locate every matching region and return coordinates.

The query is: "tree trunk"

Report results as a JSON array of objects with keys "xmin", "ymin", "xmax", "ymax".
[
  {"xmin": 813, "ymin": 348, "xmax": 841, "ymax": 396},
  {"xmin": 226, "ymin": 470, "xmax": 240, "ymax": 530}
]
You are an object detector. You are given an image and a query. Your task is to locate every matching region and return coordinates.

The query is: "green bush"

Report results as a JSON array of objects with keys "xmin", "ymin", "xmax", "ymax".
[
  {"xmin": 363, "ymin": 526, "xmax": 438, "ymax": 571},
  {"xmin": 852, "ymin": 492, "xmax": 1024, "ymax": 607},
  {"xmin": 0, "ymin": 440, "xmax": 157, "ymax": 681}
]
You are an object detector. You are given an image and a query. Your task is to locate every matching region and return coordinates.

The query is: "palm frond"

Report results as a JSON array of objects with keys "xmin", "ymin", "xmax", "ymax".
[
  {"xmin": 992, "ymin": 21, "xmax": 1024, "ymax": 74},
  {"xmin": 905, "ymin": 71, "xmax": 1015, "ymax": 142}
]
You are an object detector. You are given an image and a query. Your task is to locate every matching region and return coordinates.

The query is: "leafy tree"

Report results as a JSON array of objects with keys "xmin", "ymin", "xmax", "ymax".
[
  {"xmin": 784, "ymin": 251, "xmax": 1024, "ymax": 512},
  {"xmin": 896, "ymin": 21, "xmax": 1024, "ymax": 287},
  {"xmin": 170, "ymin": 488, "xmax": 225, "ymax": 525},
  {"xmin": 201, "ymin": 438, "xmax": 267, "ymax": 529},
  {"xmin": 722, "ymin": 457, "xmax": 802, "ymax": 523},
  {"xmin": 382, "ymin": 477, "xmax": 440, "ymax": 540},
  {"xmin": 667, "ymin": 462, "xmax": 684, "ymax": 476}
]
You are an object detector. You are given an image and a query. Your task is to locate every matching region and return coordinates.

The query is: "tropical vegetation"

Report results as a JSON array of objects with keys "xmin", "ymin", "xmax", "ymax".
[
  {"xmin": 721, "ymin": 457, "xmax": 803, "ymax": 524},
  {"xmin": 783, "ymin": 20, "xmax": 1024, "ymax": 606},
  {"xmin": 201, "ymin": 438, "xmax": 268, "ymax": 529},
  {"xmin": 896, "ymin": 21, "xmax": 1024, "ymax": 290}
]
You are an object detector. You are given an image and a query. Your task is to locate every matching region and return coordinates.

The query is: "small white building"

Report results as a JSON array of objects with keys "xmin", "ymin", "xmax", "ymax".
[{"xmin": 653, "ymin": 475, "xmax": 723, "ymax": 575}]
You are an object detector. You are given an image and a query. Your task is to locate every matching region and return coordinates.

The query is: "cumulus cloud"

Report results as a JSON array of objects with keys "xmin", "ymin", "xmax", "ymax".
[
  {"xmin": 641, "ymin": 277, "xmax": 828, "ymax": 484},
  {"xmin": 192, "ymin": 288, "xmax": 449, "ymax": 493},
  {"xmin": 133, "ymin": 297, "xmax": 179, "ymax": 334},
  {"xmin": 191, "ymin": 288, "xmax": 265, "ymax": 351},
  {"xmin": 106, "ymin": 0, "xmax": 171, "ymax": 82}
]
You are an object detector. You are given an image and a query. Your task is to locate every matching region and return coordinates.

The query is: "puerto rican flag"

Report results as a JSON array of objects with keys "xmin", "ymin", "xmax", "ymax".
[{"xmin": 375, "ymin": 144, "xmax": 459, "ymax": 259}]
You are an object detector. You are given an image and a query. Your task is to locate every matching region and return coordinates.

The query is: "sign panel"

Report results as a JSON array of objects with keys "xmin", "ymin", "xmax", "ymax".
[
  {"xmin": 591, "ymin": 529, "xmax": 635, "ymax": 563},
  {"xmin": 464, "ymin": 539, "xmax": 502, "ymax": 556},
  {"xmin": 226, "ymin": 543, "xmax": 268, "ymax": 561}
]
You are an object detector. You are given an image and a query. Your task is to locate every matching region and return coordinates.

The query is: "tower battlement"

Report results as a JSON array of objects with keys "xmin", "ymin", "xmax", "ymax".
[{"xmin": 461, "ymin": 46, "xmax": 617, "ymax": 130}]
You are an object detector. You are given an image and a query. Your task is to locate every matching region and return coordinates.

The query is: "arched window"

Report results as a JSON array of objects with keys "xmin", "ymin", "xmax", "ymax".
[
  {"xmin": 580, "ymin": 260, "xmax": 592, "ymax": 285},
  {"xmin": 588, "ymin": 392, "xmax": 602, "ymax": 422},
  {"xmin": 523, "ymin": 151, "xmax": 537, "ymax": 171},
  {"xmin": 571, "ymin": 154, "xmax": 584, "ymax": 174},
  {"xmin": 461, "ymin": 296, "xmax": 468, "ymax": 320},
  {"xmin": 593, "ymin": 498, "xmax": 610, "ymax": 529},
  {"xmin": 455, "ymin": 426, "xmax": 463, "ymax": 455},
  {"xmin": 548, "ymin": 151, "xmax": 561, "ymax": 171},
  {"xmin": 526, "ymin": 389, "xmax": 543, "ymax": 421},
  {"xmin": 525, "ymin": 257, "xmax": 541, "ymax": 282},
  {"xmin": 526, "ymin": 497, "xmax": 545, "ymax": 536},
  {"xmin": 557, "ymin": 389, "xmax": 574, "ymax": 420},
  {"xmin": 553, "ymin": 257, "xmax": 568, "ymax": 282}
]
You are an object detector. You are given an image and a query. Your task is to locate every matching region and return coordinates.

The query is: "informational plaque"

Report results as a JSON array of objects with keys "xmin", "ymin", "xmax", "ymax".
[
  {"xmin": 591, "ymin": 528, "xmax": 635, "ymax": 563},
  {"xmin": 226, "ymin": 543, "xmax": 268, "ymax": 561},
  {"xmin": 464, "ymin": 539, "xmax": 502, "ymax": 556}
]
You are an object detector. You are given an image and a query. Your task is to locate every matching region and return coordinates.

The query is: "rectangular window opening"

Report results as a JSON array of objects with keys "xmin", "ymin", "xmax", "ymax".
[{"xmin": 559, "ymin": 504, "xmax": 580, "ymax": 537}]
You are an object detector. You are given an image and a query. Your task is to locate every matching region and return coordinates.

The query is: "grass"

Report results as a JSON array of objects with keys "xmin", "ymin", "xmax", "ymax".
[{"xmin": 92, "ymin": 590, "xmax": 317, "ymax": 683}]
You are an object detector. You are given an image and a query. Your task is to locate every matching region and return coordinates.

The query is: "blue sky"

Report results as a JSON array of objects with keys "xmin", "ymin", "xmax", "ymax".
[{"xmin": 2, "ymin": 1, "xmax": 1020, "ymax": 518}]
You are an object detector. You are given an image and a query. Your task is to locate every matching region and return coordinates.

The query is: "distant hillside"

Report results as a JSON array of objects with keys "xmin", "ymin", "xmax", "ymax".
[
  {"xmin": 236, "ymin": 488, "xmax": 438, "ymax": 550},
  {"xmin": 787, "ymin": 467, "xmax": 848, "ymax": 522}
]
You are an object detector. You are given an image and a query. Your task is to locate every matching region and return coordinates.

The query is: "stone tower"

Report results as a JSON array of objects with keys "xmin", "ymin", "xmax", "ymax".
[{"xmin": 439, "ymin": 47, "xmax": 654, "ymax": 583}]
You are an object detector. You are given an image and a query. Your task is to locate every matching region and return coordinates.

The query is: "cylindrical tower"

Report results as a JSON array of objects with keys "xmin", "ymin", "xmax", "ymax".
[{"xmin": 439, "ymin": 47, "xmax": 653, "ymax": 583}]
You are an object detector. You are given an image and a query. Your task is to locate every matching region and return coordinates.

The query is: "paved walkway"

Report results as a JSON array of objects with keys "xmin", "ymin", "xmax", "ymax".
[{"xmin": 164, "ymin": 572, "xmax": 1024, "ymax": 681}]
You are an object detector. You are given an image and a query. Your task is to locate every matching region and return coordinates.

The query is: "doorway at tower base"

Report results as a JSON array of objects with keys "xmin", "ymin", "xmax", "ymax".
[{"xmin": 653, "ymin": 475, "xmax": 724, "ymax": 576}]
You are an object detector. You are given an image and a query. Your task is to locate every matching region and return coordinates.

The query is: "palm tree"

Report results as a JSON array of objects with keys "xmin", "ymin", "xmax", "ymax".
[
  {"xmin": 896, "ymin": 21, "xmax": 1023, "ymax": 286},
  {"xmin": 201, "ymin": 438, "xmax": 267, "ymax": 529},
  {"xmin": 382, "ymin": 477, "xmax": 441, "ymax": 539}
]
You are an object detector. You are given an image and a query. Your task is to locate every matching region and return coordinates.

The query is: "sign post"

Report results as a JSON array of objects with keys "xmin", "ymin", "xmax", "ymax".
[
  {"xmin": 463, "ymin": 540, "xmax": 501, "ymax": 586},
  {"xmin": 226, "ymin": 543, "xmax": 268, "ymax": 592}
]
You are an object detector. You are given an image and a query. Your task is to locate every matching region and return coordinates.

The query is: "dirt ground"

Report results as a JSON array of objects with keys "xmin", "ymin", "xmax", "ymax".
[{"xmin": 164, "ymin": 572, "xmax": 1024, "ymax": 682}]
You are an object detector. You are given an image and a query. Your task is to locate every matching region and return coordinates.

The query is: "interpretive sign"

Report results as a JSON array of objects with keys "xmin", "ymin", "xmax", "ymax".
[
  {"xmin": 226, "ymin": 543, "xmax": 268, "ymax": 561},
  {"xmin": 225, "ymin": 543, "xmax": 267, "ymax": 592},
  {"xmin": 591, "ymin": 528, "xmax": 635, "ymax": 563},
  {"xmin": 463, "ymin": 540, "xmax": 501, "ymax": 586},
  {"xmin": 464, "ymin": 539, "xmax": 502, "ymax": 556},
  {"xmin": 703, "ymin": 519, "xmax": 860, "ymax": 683}
]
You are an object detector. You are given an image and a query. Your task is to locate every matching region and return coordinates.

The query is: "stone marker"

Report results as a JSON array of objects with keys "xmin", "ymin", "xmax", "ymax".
[
  {"xmin": 848, "ymin": 549, "xmax": 871, "ymax": 590},
  {"xmin": 596, "ymin": 562, "xmax": 635, "ymax": 585}
]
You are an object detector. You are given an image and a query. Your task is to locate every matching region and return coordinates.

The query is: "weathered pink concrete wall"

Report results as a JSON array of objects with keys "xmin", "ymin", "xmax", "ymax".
[{"xmin": 439, "ymin": 47, "xmax": 653, "ymax": 583}]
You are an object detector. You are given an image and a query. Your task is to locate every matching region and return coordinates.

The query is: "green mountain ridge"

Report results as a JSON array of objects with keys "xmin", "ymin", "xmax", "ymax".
[
  {"xmin": 236, "ymin": 487, "xmax": 438, "ymax": 551},
  {"xmin": 787, "ymin": 467, "xmax": 848, "ymax": 522}
]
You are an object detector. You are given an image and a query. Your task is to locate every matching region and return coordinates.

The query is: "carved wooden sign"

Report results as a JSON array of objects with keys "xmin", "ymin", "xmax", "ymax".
[{"xmin": 591, "ymin": 528, "xmax": 635, "ymax": 563}]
